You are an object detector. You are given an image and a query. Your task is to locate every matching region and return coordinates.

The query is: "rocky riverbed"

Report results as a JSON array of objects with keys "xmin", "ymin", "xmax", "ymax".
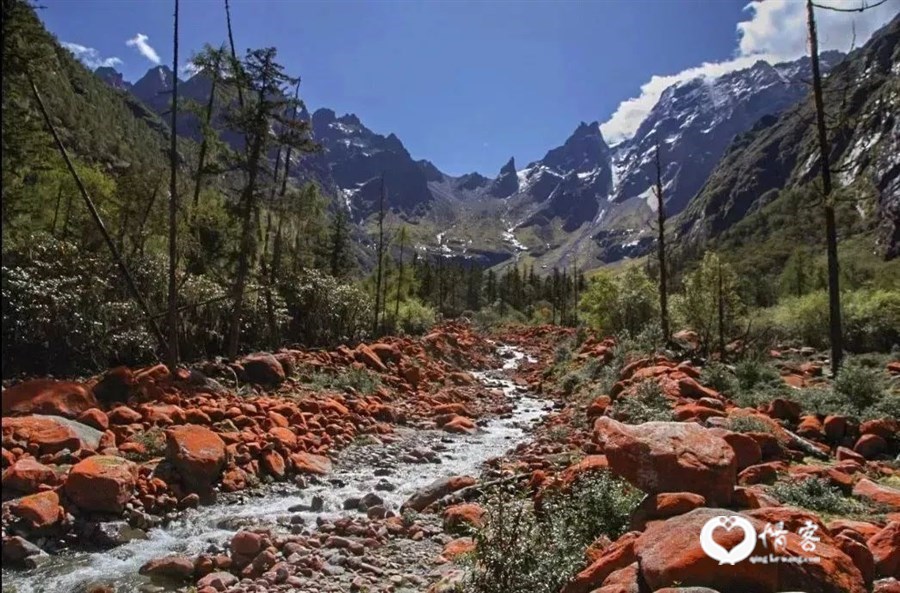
[{"xmin": 2, "ymin": 343, "xmax": 551, "ymax": 593}]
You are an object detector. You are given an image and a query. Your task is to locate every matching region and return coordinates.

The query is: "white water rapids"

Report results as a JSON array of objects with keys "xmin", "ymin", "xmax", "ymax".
[{"xmin": 2, "ymin": 345, "xmax": 549, "ymax": 593}]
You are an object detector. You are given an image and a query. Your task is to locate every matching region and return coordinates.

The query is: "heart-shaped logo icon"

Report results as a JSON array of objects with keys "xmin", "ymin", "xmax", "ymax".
[{"xmin": 700, "ymin": 515, "xmax": 757, "ymax": 565}]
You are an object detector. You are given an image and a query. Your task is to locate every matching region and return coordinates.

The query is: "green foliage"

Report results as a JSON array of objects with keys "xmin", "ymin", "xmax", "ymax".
[
  {"xmin": 1, "ymin": 234, "xmax": 156, "ymax": 375},
  {"xmin": 734, "ymin": 357, "xmax": 781, "ymax": 392},
  {"xmin": 125, "ymin": 427, "xmax": 167, "ymax": 462},
  {"xmin": 675, "ymin": 252, "xmax": 742, "ymax": 353},
  {"xmin": 466, "ymin": 473, "xmax": 640, "ymax": 593},
  {"xmin": 280, "ymin": 269, "xmax": 372, "ymax": 347},
  {"xmin": 701, "ymin": 362, "xmax": 737, "ymax": 396},
  {"xmin": 833, "ymin": 359, "xmax": 887, "ymax": 412},
  {"xmin": 579, "ymin": 267, "xmax": 658, "ymax": 336},
  {"xmin": 609, "ymin": 380, "xmax": 673, "ymax": 424},
  {"xmin": 725, "ymin": 415, "xmax": 774, "ymax": 434},
  {"xmin": 307, "ymin": 367, "xmax": 380, "ymax": 395},
  {"xmin": 769, "ymin": 478, "xmax": 871, "ymax": 517}
]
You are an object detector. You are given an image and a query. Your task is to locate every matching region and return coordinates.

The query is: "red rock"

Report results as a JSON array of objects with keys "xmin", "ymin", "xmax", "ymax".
[
  {"xmin": 837, "ymin": 446, "xmax": 866, "ymax": 464},
  {"xmin": 443, "ymin": 415, "xmax": 477, "ymax": 434},
  {"xmin": 836, "ymin": 534, "xmax": 875, "ymax": 585},
  {"xmin": 860, "ymin": 419, "xmax": 899, "ymax": 440},
  {"xmin": 108, "ymin": 406, "xmax": 143, "ymax": 425},
  {"xmin": 76, "ymin": 408, "xmax": 109, "ymax": 431},
  {"xmin": 370, "ymin": 343, "xmax": 400, "ymax": 365},
  {"xmin": 65, "ymin": 455, "xmax": 137, "ymax": 513},
  {"xmin": 673, "ymin": 403, "xmax": 725, "ymax": 422},
  {"xmin": 290, "ymin": 452, "xmax": 332, "ymax": 475},
  {"xmin": 268, "ymin": 427, "xmax": 297, "ymax": 449},
  {"xmin": 240, "ymin": 353, "xmax": 285, "ymax": 385},
  {"xmin": 738, "ymin": 461, "xmax": 785, "ymax": 485},
  {"xmin": 868, "ymin": 522, "xmax": 899, "ymax": 578},
  {"xmin": 853, "ymin": 479, "xmax": 900, "ymax": 511},
  {"xmin": 828, "ymin": 520, "xmax": 883, "ymax": 541},
  {"xmin": 768, "ymin": 398, "xmax": 801, "ymax": 422},
  {"xmin": 165, "ymin": 425, "xmax": 226, "ymax": 492},
  {"xmin": 139, "ymin": 555, "xmax": 195, "ymax": 580},
  {"xmin": 441, "ymin": 537, "xmax": 475, "ymax": 560},
  {"xmin": 874, "ymin": 578, "xmax": 900, "ymax": 593},
  {"xmin": 676, "ymin": 376, "xmax": 718, "ymax": 400},
  {"xmin": 559, "ymin": 455, "xmax": 609, "ymax": 486},
  {"xmin": 824, "ymin": 415, "xmax": 848, "ymax": 442},
  {"xmin": 260, "ymin": 450, "xmax": 285, "ymax": 478},
  {"xmin": 636, "ymin": 508, "xmax": 866, "ymax": 593},
  {"xmin": 560, "ymin": 532, "xmax": 639, "ymax": 593},
  {"xmin": 595, "ymin": 562, "xmax": 641, "ymax": 592},
  {"xmin": 629, "ymin": 492, "xmax": 706, "ymax": 531},
  {"xmin": 91, "ymin": 367, "xmax": 136, "ymax": 404},
  {"xmin": 443, "ymin": 504, "xmax": 484, "ymax": 531},
  {"xmin": 354, "ymin": 344, "xmax": 386, "ymax": 372},
  {"xmin": 220, "ymin": 467, "xmax": 246, "ymax": 492},
  {"xmin": 231, "ymin": 531, "xmax": 263, "ymax": 556},
  {"xmin": 2, "ymin": 415, "xmax": 102, "ymax": 454},
  {"xmin": 587, "ymin": 396, "xmax": 611, "ymax": 418},
  {"xmin": 797, "ymin": 415, "xmax": 824, "ymax": 440},
  {"xmin": 2, "ymin": 458, "xmax": 59, "ymax": 493},
  {"xmin": 595, "ymin": 417, "xmax": 736, "ymax": 505},
  {"xmin": 401, "ymin": 475, "xmax": 477, "ymax": 512},
  {"xmin": 2, "ymin": 379, "xmax": 97, "ymax": 418},
  {"xmin": 713, "ymin": 429, "xmax": 762, "ymax": 471},
  {"xmin": 197, "ymin": 571, "xmax": 238, "ymax": 591},
  {"xmin": 10, "ymin": 490, "xmax": 62, "ymax": 530},
  {"xmin": 854, "ymin": 434, "xmax": 888, "ymax": 459}
]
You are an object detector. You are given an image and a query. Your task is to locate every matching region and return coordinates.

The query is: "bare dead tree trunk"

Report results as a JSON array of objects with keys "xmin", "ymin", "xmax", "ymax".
[
  {"xmin": 30, "ymin": 77, "xmax": 167, "ymax": 356},
  {"xmin": 653, "ymin": 141, "xmax": 670, "ymax": 342},
  {"xmin": 61, "ymin": 189, "xmax": 75, "ymax": 240},
  {"xmin": 373, "ymin": 175, "xmax": 386, "ymax": 336},
  {"xmin": 394, "ymin": 230, "xmax": 405, "ymax": 326},
  {"xmin": 717, "ymin": 258, "xmax": 725, "ymax": 358},
  {"xmin": 167, "ymin": 0, "xmax": 181, "ymax": 369},
  {"xmin": 50, "ymin": 186, "xmax": 62, "ymax": 236},
  {"xmin": 133, "ymin": 185, "xmax": 159, "ymax": 260},
  {"xmin": 191, "ymin": 47, "xmax": 223, "ymax": 218},
  {"xmin": 224, "ymin": 0, "xmax": 245, "ymax": 110},
  {"xmin": 807, "ymin": 0, "xmax": 844, "ymax": 375}
]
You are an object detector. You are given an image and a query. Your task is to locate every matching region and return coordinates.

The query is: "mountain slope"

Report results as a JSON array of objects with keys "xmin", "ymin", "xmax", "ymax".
[{"xmin": 676, "ymin": 14, "xmax": 900, "ymax": 259}]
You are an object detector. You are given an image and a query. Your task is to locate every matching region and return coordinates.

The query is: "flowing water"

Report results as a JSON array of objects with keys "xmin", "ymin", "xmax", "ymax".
[{"xmin": 2, "ymin": 345, "xmax": 549, "ymax": 593}]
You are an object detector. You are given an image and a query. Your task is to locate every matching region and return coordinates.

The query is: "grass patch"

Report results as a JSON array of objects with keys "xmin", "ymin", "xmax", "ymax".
[
  {"xmin": 609, "ymin": 380, "xmax": 673, "ymax": 424},
  {"xmin": 465, "ymin": 472, "xmax": 641, "ymax": 593},
  {"xmin": 306, "ymin": 367, "xmax": 380, "ymax": 395},
  {"xmin": 769, "ymin": 478, "xmax": 877, "ymax": 519}
]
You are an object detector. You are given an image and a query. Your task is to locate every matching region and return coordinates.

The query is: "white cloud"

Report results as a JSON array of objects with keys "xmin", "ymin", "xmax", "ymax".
[
  {"xmin": 179, "ymin": 61, "xmax": 201, "ymax": 78},
  {"xmin": 61, "ymin": 41, "xmax": 123, "ymax": 69},
  {"xmin": 601, "ymin": 0, "xmax": 899, "ymax": 144},
  {"xmin": 126, "ymin": 33, "xmax": 161, "ymax": 64}
]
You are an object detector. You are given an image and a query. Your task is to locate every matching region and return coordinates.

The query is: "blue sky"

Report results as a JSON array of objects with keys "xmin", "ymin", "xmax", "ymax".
[{"xmin": 39, "ymin": 0, "xmax": 899, "ymax": 176}]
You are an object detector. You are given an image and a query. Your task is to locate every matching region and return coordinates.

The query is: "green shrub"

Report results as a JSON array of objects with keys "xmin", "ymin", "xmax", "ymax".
[
  {"xmin": 466, "ymin": 473, "xmax": 640, "ymax": 593},
  {"xmin": 764, "ymin": 289, "xmax": 900, "ymax": 353},
  {"xmin": 579, "ymin": 267, "xmax": 658, "ymax": 336},
  {"xmin": 769, "ymin": 478, "xmax": 870, "ymax": 517},
  {"xmin": 725, "ymin": 415, "xmax": 774, "ymax": 434},
  {"xmin": 280, "ymin": 269, "xmax": 372, "ymax": 347},
  {"xmin": 610, "ymin": 380, "xmax": 673, "ymax": 424},
  {"xmin": 308, "ymin": 367, "xmax": 380, "ymax": 395},
  {"xmin": 1, "ymin": 234, "xmax": 157, "ymax": 376},
  {"xmin": 701, "ymin": 363, "xmax": 737, "ymax": 396},
  {"xmin": 675, "ymin": 252, "xmax": 743, "ymax": 353},
  {"xmin": 734, "ymin": 358, "xmax": 780, "ymax": 391},
  {"xmin": 833, "ymin": 359, "xmax": 887, "ymax": 412}
]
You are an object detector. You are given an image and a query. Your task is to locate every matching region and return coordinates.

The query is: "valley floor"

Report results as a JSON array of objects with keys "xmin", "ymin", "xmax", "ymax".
[{"xmin": 1, "ymin": 323, "xmax": 898, "ymax": 593}]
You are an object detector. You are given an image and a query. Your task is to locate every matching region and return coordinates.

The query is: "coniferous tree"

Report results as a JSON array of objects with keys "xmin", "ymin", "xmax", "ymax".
[{"xmin": 225, "ymin": 47, "xmax": 316, "ymax": 357}]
